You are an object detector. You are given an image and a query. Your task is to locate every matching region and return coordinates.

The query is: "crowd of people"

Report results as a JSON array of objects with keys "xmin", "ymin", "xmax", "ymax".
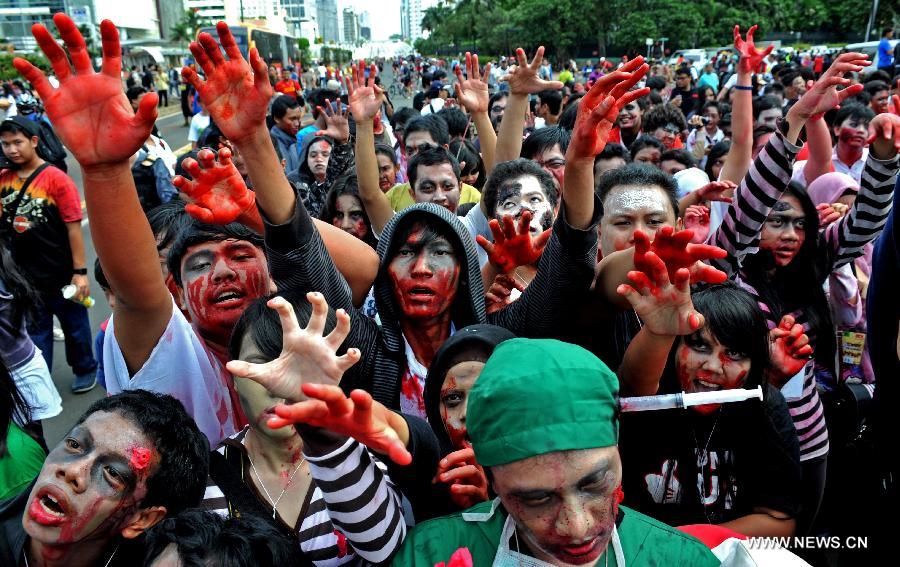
[{"xmin": 0, "ymin": 12, "xmax": 898, "ymax": 566}]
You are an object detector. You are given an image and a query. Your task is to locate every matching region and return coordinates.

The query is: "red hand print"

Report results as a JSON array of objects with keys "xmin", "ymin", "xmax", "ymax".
[
  {"xmin": 476, "ymin": 210, "xmax": 552, "ymax": 273},
  {"xmin": 633, "ymin": 227, "xmax": 728, "ymax": 285},
  {"xmin": 733, "ymin": 25, "xmax": 774, "ymax": 74},
  {"xmin": 174, "ymin": 147, "xmax": 255, "ymax": 225}
]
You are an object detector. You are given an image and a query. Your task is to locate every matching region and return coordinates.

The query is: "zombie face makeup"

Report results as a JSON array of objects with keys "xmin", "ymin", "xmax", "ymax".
[
  {"xmin": 755, "ymin": 108, "xmax": 781, "ymax": 130},
  {"xmin": 332, "ymin": 194, "xmax": 368, "ymax": 240},
  {"xmin": 676, "ymin": 328, "xmax": 751, "ymax": 414},
  {"xmin": 760, "ymin": 195, "xmax": 806, "ymax": 267},
  {"xmin": 492, "ymin": 447, "xmax": 622, "ymax": 566},
  {"xmin": 652, "ymin": 126, "xmax": 679, "ymax": 150},
  {"xmin": 490, "ymin": 96, "xmax": 508, "ymax": 131},
  {"xmin": 412, "ymin": 163, "xmax": 461, "ymax": 213},
  {"xmin": 235, "ymin": 333, "xmax": 296, "ymax": 440},
  {"xmin": 532, "ymin": 144, "xmax": 566, "ymax": 190},
  {"xmin": 493, "ymin": 175, "xmax": 555, "ymax": 235},
  {"xmin": 307, "ymin": 140, "xmax": 331, "ymax": 182},
  {"xmin": 833, "ymin": 116, "xmax": 869, "ymax": 151},
  {"xmin": 599, "ymin": 185, "xmax": 676, "ymax": 257},
  {"xmin": 24, "ymin": 411, "xmax": 157, "ymax": 547},
  {"xmin": 179, "ymin": 239, "xmax": 270, "ymax": 342},
  {"xmin": 388, "ymin": 222, "xmax": 460, "ymax": 321},
  {"xmin": 376, "ymin": 152, "xmax": 398, "ymax": 192},
  {"xmin": 616, "ymin": 101, "xmax": 642, "ymax": 131},
  {"xmin": 632, "ymin": 147, "xmax": 661, "ymax": 168},
  {"xmin": 440, "ymin": 360, "xmax": 485, "ymax": 450},
  {"xmin": 870, "ymin": 89, "xmax": 889, "ymax": 115}
]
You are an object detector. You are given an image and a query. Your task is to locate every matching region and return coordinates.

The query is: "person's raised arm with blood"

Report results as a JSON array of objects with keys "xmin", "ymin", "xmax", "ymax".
[
  {"xmin": 494, "ymin": 47, "xmax": 562, "ymax": 168},
  {"xmin": 616, "ymin": 249, "xmax": 704, "ymax": 395},
  {"xmin": 800, "ymin": 108, "xmax": 833, "ymax": 186},
  {"xmin": 347, "ymin": 60, "xmax": 396, "ymax": 235},
  {"xmin": 175, "ymin": 147, "xmax": 263, "ymax": 231},
  {"xmin": 455, "ymin": 52, "xmax": 497, "ymax": 174},
  {"xmin": 184, "ymin": 25, "xmax": 377, "ymax": 308},
  {"xmin": 719, "ymin": 25, "xmax": 773, "ymax": 185},
  {"xmin": 565, "ymin": 56, "xmax": 649, "ymax": 229},
  {"xmin": 766, "ymin": 314, "xmax": 814, "ymax": 389},
  {"xmin": 677, "ymin": 180, "xmax": 735, "ymax": 216},
  {"xmin": 14, "ymin": 15, "xmax": 168, "ymax": 372}
]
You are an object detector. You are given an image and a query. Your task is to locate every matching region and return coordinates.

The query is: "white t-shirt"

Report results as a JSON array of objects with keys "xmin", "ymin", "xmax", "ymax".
[
  {"xmin": 103, "ymin": 300, "xmax": 238, "ymax": 446},
  {"xmin": 188, "ymin": 113, "xmax": 211, "ymax": 143},
  {"xmin": 461, "ymin": 202, "xmax": 493, "ymax": 268}
]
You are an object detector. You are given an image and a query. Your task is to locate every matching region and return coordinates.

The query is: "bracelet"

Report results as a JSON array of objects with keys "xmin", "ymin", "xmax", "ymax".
[
  {"xmin": 72, "ymin": 268, "xmax": 88, "ymax": 275},
  {"xmin": 734, "ymin": 85, "xmax": 755, "ymax": 91}
]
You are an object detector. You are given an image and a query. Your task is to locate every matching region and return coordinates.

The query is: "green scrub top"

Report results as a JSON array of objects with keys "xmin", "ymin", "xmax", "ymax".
[{"xmin": 392, "ymin": 499, "xmax": 720, "ymax": 567}]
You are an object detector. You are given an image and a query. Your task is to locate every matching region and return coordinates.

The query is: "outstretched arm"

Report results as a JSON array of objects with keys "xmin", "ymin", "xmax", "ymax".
[
  {"xmin": 494, "ymin": 47, "xmax": 562, "ymax": 167},
  {"xmin": 15, "ymin": 15, "xmax": 169, "ymax": 373},
  {"xmin": 346, "ymin": 61, "xmax": 396, "ymax": 235},
  {"xmin": 565, "ymin": 56, "xmax": 649, "ymax": 229},
  {"xmin": 720, "ymin": 25, "xmax": 772, "ymax": 185},
  {"xmin": 455, "ymin": 52, "xmax": 497, "ymax": 174}
]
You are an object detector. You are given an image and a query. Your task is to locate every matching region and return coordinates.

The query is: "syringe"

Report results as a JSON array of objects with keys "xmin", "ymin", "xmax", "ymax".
[{"xmin": 619, "ymin": 386, "xmax": 763, "ymax": 412}]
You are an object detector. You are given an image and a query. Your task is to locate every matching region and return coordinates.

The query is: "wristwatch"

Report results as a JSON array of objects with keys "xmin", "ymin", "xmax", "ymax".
[{"xmin": 72, "ymin": 268, "xmax": 88, "ymax": 275}]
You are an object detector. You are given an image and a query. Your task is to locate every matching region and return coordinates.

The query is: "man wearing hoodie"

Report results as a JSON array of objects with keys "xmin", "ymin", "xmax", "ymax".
[{"xmin": 268, "ymin": 94, "xmax": 302, "ymax": 174}]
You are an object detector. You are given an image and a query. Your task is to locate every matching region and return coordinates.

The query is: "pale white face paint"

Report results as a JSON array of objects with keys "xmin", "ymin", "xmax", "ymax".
[
  {"xmin": 599, "ymin": 185, "xmax": 676, "ymax": 257},
  {"xmin": 492, "ymin": 175, "xmax": 556, "ymax": 235}
]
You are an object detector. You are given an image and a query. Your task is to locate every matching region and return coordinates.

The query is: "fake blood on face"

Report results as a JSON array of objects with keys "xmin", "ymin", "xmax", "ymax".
[{"xmin": 387, "ymin": 225, "xmax": 460, "ymax": 321}]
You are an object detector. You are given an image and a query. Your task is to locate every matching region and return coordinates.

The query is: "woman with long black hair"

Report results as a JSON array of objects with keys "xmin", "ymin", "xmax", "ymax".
[
  {"xmin": 618, "ymin": 282, "xmax": 802, "ymax": 536},
  {"xmin": 708, "ymin": 53, "xmax": 900, "ymax": 533},
  {"xmin": 0, "ymin": 239, "xmax": 61, "ymax": 450}
]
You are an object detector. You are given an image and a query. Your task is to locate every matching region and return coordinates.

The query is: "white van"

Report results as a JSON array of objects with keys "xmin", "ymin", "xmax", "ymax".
[
  {"xmin": 845, "ymin": 40, "xmax": 898, "ymax": 73},
  {"xmin": 667, "ymin": 49, "xmax": 707, "ymax": 70}
]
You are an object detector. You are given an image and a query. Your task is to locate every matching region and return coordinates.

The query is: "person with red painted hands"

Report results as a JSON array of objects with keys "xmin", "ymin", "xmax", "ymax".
[
  {"xmin": 617, "ymin": 279, "xmax": 802, "ymax": 537},
  {"xmin": 0, "ymin": 389, "xmax": 209, "ymax": 567},
  {"xmin": 706, "ymin": 50, "xmax": 900, "ymax": 533},
  {"xmin": 476, "ymin": 209, "xmax": 552, "ymax": 300},
  {"xmin": 202, "ymin": 290, "xmax": 406, "ymax": 565},
  {"xmin": 174, "ymin": 147, "xmax": 257, "ymax": 227},
  {"xmin": 13, "ymin": 16, "xmax": 294, "ymax": 447}
]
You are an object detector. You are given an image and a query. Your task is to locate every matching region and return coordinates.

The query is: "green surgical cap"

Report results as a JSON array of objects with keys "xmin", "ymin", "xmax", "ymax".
[{"xmin": 468, "ymin": 338, "xmax": 619, "ymax": 467}]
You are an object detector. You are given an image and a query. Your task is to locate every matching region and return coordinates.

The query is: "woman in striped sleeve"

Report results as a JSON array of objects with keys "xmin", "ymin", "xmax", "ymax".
[
  {"xmin": 201, "ymin": 290, "xmax": 407, "ymax": 566},
  {"xmin": 709, "ymin": 51, "xmax": 900, "ymax": 533}
]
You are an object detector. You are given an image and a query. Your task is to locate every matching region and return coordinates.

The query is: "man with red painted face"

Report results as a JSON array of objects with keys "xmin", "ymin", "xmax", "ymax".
[
  {"xmin": 394, "ymin": 339, "xmax": 719, "ymax": 566},
  {"xmin": 0, "ymin": 389, "xmax": 208, "ymax": 567},
  {"xmin": 12, "ymin": 15, "xmax": 379, "ymax": 446},
  {"xmin": 708, "ymin": 52, "xmax": 900, "ymax": 533}
]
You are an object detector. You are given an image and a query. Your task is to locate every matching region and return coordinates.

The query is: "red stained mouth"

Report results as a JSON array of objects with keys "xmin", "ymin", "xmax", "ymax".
[
  {"xmin": 557, "ymin": 535, "xmax": 605, "ymax": 563},
  {"xmin": 211, "ymin": 288, "xmax": 246, "ymax": 306},
  {"xmin": 407, "ymin": 286, "xmax": 436, "ymax": 297},
  {"xmin": 29, "ymin": 487, "xmax": 71, "ymax": 526}
]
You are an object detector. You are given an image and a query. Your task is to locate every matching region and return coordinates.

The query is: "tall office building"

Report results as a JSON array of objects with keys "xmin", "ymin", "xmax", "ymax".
[
  {"xmin": 281, "ymin": 0, "xmax": 317, "ymax": 39},
  {"xmin": 0, "ymin": 0, "xmax": 67, "ymax": 50},
  {"xmin": 315, "ymin": 0, "xmax": 338, "ymax": 42},
  {"xmin": 341, "ymin": 7, "xmax": 358, "ymax": 44},
  {"xmin": 400, "ymin": 0, "xmax": 442, "ymax": 42}
]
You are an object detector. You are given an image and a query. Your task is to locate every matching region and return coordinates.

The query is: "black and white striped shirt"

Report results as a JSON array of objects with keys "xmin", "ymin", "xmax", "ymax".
[
  {"xmin": 202, "ymin": 429, "xmax": 406, "ymax": 566},
  {"xmin": 711, "ymin": 132, "xmax": 898, "ymax": 461}
]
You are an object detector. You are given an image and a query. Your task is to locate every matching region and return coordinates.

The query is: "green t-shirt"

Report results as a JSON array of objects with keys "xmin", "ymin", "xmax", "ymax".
[{"xmin": 0, "ymin": 422, "xmax": 45, "ymax": 501}]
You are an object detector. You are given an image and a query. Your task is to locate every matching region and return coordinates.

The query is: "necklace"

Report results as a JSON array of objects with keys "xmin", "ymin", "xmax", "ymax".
[
  {"xmin": 246, "ymin": 449, "xmax": 306, "ymax": 520},
  {"xmin": 691, "ymin": 408, "xmax": 722, "ymax": 523},
  {"xmin": 24, "ymin": 544, "xmax": 119, "ymax": 567}
]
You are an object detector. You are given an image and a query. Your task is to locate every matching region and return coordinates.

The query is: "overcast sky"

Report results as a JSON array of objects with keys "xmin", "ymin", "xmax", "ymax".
[{"xmin": 347, "ymin": 0, "xmax": 401, "ymax": 40}]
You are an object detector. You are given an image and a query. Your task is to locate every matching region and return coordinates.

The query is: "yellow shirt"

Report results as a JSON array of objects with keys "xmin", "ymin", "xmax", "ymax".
[{"xmin": 385, "ymin": 182, "xmax": 481, "ymax": 212}]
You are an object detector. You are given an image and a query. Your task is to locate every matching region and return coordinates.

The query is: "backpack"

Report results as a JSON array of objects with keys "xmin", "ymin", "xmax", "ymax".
[{"xmin": 34, "ymin": 121, "xmax": 68, "ymax": 173}]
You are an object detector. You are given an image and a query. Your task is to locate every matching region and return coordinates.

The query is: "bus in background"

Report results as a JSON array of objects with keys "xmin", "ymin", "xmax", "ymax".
[{"xmin": 200, "ymin": 24, "xmax": 299, "ymax": 67}]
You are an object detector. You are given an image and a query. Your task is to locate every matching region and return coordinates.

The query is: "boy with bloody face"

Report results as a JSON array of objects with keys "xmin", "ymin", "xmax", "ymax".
[
  {"xmin": 393, "ymin": 339, "xmax": 719, "ymax": 566},
  {"xmin": 0, "ymin": 390, "xmax": 208, "ymax": 567}
]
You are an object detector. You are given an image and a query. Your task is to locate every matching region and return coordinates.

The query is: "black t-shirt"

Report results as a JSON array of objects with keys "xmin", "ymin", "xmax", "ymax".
[
  {"xmin": 0, "ymin": 166, "xmax": 82, "ymax": 293},
  {"xmin": 619, "ymin": 382, "xmax": 801, "ymax": 527},
  {"xmin": 670, "ymin": 87, "xmax": 699, "ymax": 117}
]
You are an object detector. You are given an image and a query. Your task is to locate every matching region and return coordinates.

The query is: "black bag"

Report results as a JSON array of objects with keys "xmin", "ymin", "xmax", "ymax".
[
  {"xmin": 34, "ymin": 121, "xmax": 68, "ymax": 173},
  {"xmin": 131, "ymin": 146, "xmax": 162, "ymax": 214}
]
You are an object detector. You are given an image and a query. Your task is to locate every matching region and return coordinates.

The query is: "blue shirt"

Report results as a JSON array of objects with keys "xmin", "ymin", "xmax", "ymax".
[{"xmin": 878, "ymin": 38, "xmax": 894, "ymax": 68}]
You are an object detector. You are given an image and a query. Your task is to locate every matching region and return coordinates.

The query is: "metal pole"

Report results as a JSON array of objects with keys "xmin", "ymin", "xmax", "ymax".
[{"xmin": 865, "ymin": 0, "xmax": 880, "ymax": 42}]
